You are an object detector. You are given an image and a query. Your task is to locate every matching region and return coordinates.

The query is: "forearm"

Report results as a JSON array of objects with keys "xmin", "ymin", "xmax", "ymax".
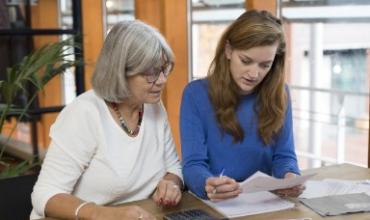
[
  {"xmin": 46, "ymin": 194, "xmax": 155, "ymax": 220},
  {"xmin": 45, "ymin": 193, "xmax": 97, "ymax": 220},
  {"xmin": 183, "ymin": 167, "xmax": 212, "ymax": 199}
]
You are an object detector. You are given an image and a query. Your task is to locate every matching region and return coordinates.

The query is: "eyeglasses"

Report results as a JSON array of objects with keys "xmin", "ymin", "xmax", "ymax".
[{"xmin": 142, "ymin": 63, "xmax": 173, "ymax": 83}]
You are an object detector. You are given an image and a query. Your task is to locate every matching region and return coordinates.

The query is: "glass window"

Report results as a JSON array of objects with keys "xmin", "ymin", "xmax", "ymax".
[
  {"xmin": 281, "ymin": 0, "xmax": 370, "ymax": 168},
  {"xmin": 105, "ymin": 0, "xmax": 135, "ymax": 33},
  {"xmin": 59, "ymin": 0, "xmax": 135, "ymax": 104},
  {"xmin": 60, "ymin": 0, "xmax": 76, "ymax": 104},
  {"xmin": 190, "ymin": 0, "xmax": 245, "ymax": 80}
]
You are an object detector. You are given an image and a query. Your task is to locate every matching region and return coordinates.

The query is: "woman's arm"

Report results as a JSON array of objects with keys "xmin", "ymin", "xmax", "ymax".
[
  {"xmin": 152, "ymin": 105, "xmax": 184, "ymax": 206},
  {"xmin": 272, "ymin": 172, "xmax": 306, "ymax": 198},
  {"xmin": 180, "ymin": 83, "xmax": 213, "ymax": 199},
  {"xmin": 152, "ymin": 172, "xmax": 183, "ymax": 206},
  {"xmin": 45, "ymin": 193, "xmax": 156, "ymax": 220},
  {"xmin": 272, "ymin": 89, "xmax": 300, "ymax": 178},
  {"xmin": 45, "ymin": 193, "xmax": 95, "ymax": 219},
  {"xmin": 162, "ymin": 114, "xmax": 183, "ymax": 187},
  {"xmin": 271, "ymin": 89, "xmax": 304, "ymax": 198},
  {"xmin": 31, "ymin": 101, "xmax": 98, "ymax": 219},
  {"xmin": 162, "ymin": 172, "xmax": 183, "ymax": 189}
]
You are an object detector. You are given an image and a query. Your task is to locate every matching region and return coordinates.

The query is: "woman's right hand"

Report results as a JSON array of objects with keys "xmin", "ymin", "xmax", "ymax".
[
  {"xmin": 205, "ymin": 176, "xmax": 242, "ymax": 202},
  {"xmin": 93, "ymin": 205, "xmax": 157, "ymax": 220}
]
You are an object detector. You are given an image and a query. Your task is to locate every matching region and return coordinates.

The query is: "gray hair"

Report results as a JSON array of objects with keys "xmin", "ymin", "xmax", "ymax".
[{"xmin": 92, "ymin": 20, "xmax": 174, "ymax": 102}]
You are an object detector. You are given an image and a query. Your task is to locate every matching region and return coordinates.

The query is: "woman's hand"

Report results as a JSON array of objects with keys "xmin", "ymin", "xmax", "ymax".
[
  {"xmin": 273, "ymin": 172, "xmax": 306, "ymax": 198},
  {"xmin": 94, "ymin": 205, "xmax": 156, "ymax": 220},
  {"xmin": 152, "ymin": 178, "xmax": 182, "ymax": 206},
  {"xmin": 205, "ymin": 176, "xmax": 242, "ymax": 202}
]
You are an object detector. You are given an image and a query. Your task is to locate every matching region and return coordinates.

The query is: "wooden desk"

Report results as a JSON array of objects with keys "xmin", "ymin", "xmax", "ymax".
[{"xmin": 42, "ymin": 164, "xmax": 370, "ymax": 220}]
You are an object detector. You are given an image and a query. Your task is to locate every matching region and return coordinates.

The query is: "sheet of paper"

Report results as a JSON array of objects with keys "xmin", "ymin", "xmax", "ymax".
[
  {"xmin": 240, "ymin": 171, "xmax": 316, "ymax": 193},
  {"xmin": 300, "ymin": 179, "xmax": 370, "ymax": 199},
  {"xmin": 203, "ymin": 191, "xmax": 295, "ymax": 218}
]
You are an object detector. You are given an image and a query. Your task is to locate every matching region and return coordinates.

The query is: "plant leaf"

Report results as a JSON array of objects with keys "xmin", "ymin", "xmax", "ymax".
[{"xmin": 0, "ymin": 37, "xmax": 82, "ymax": 177}]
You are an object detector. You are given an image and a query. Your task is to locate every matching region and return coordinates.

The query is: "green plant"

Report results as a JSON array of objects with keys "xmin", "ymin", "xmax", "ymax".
[{"xmin": 0, "ymin": 38, "xmax": 81, "ymax": 178}]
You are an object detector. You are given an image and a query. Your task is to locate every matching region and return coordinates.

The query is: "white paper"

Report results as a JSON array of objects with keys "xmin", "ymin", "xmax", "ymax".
[
  {"xmin": 300, "ymin": 179, "xmax": 370, "ymax": 199},
  {"xmin": 240, "ymin": 171, "xmax": 316, "ymax": 193},
  {"xmin": 203, "ymin": 191, "xmax": 295, "ymax": 218}
]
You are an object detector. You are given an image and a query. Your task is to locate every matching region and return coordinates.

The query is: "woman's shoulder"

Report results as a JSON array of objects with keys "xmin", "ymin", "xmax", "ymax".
[
  {"xmin": 183, "ymin": 79, "xmax": 209, "ymax": 99},
  {"xmin": 58, "ymin": 90, "xmax": 102, "ymax": 118},
  {"xmin": 182, "ymin": 79, "xmax": 213, "ymax": 112},
  {"xmin": 50, "ymin": 90, "xmax": 102, "ymax": 135},
  {"xmin": 185, "ymin": 78, "xmax": 208, "ymax": 91}
]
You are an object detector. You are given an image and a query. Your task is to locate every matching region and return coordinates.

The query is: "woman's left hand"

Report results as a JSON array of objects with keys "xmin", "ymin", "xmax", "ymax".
[
  {"xmin": 152, "ymin": 178, "xmax": 182, "ymax": 207},
  {"xmin": 273, "ymin": 172, "xmax": 306, "ymax": 198}
]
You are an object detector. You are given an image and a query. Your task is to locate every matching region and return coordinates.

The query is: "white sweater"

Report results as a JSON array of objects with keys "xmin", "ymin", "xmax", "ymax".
[{"xmin": 30, "ymin": 90, "xmax": 183, "ymax": 219}]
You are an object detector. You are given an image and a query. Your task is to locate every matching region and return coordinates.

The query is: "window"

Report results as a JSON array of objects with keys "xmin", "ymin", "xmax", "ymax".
[
  {"xmin": 190, "ymin": 0, "xmax": 244, "ymax": 80},
  {"xmin": 59, "ymin": 0, "xmax": 135, "ymax": 104},
  {"xmin": 104, "ymin": 0, "xmax": 135, "ymax": 33},
  {"xmin": 281, "ymin": 0, "xmax": 370, "ymax": 168}
]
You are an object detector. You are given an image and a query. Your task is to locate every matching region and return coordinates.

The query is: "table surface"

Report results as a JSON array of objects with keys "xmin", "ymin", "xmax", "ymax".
[{"xmin": 41, "ymin": 163, "xmax": 370, "ymax": 220}]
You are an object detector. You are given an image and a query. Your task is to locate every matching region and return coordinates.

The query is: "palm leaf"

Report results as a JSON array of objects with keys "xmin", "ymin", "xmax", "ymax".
[
  {"xmin": 0, "ymin": 37, "xmax": 81, "ymax": 178},
  {"xmin": 0, "ymin": 158, "xmax": 40, "ymax": 179}
]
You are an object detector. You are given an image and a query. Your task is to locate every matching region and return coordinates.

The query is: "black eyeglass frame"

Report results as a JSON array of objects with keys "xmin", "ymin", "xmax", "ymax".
[{"xmin": 141, "ymin": 62, "xmax": 174, "ymax": 83}]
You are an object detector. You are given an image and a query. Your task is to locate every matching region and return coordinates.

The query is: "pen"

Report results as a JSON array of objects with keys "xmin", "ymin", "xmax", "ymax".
[
  {"xmin": 212, "ymin": 169, "xmax": 225, "ymax": 194},
  {"xmin": 219, "ymin": 168, "xmax": 225, "ymax": 178}
]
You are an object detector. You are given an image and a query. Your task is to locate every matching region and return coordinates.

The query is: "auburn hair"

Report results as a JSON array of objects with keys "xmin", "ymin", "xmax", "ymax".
[{"xmin": 207, "ymin": 10, "xmax": 287, "ymax": 144}]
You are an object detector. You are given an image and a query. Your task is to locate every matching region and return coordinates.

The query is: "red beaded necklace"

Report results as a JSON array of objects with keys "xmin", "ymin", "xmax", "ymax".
[{"xmin": 110, "ymin": 102, "xmax": 143, "ymax": 137}]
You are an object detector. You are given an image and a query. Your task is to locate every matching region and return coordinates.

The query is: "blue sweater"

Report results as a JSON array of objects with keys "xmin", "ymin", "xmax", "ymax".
[{"xmin": 180, "ymin": 79, "xmax": 300, "ymax": 199}]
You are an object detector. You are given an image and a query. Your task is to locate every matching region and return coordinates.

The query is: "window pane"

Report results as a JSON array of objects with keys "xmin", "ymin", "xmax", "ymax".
[
  {"xmin": 105, "ymin": 0, "xmax": 135, "ymax": 32},
  {"xmin": 191, "ymin": 0, "xmax": 244, "ymax": 80},
  {"xmin": 282, "ymin": 0, "xmax": 370, "ymax": 169}
]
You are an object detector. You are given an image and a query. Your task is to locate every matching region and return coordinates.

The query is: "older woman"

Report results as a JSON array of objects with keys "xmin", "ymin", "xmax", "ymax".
[{"xmin": 31, "ymin": 20, "xmax": 183, "ymax": 220}]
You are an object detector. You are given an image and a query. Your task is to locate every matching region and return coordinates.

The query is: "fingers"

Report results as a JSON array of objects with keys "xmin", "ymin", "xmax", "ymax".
[
  {"xmin": 205, "ymin": 176, "xmax": 241, "ymax": 201},
  {"xmin": 152, "ymin": 180, "xmax": 181, "ymax": 206},
  {"xmin": 173, "ymin": 189, "xmax": 182, "ymax": 205},
  {"xmin": 276, "ymin": 173, "xmax": 306, "ymax": 198},
  {"xmin": 273, "ymin": 184, "xmax": 306, "ymax": 198},
  {"xmin": 163, "ymin": 184, "xmax": 181, "ymax": 205},
  {"xmin": 207, "ymin": 188, "xmax": 241, "ymax": 201}
]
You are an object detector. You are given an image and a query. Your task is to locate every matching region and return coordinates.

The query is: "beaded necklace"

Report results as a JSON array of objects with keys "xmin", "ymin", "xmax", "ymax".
[{"xmin": 110, "ymin": 102, "xmax": 143, "ymax": 137}]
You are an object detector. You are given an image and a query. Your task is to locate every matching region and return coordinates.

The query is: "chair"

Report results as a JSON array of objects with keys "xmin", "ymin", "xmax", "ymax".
[{"xmin": 0, "ymin": 174, "xmax": 38, "ymax": 220}]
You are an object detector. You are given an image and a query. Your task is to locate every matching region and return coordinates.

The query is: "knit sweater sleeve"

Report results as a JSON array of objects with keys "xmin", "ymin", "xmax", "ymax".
[
  {"xmin": 180, "ymin": 82, "xmax": 213, "ymax": 199},
  {"xmin": 272, "ymin": 87, "xmax": 300, "ymax": 178}
]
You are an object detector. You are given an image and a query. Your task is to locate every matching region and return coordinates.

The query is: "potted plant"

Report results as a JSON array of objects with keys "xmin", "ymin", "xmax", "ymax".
[
  {"xmin": 0, "ymin": 37, "xmax": 81, "ymax": 219},
  {"xmin": 0, "ymin": 37, "xmax": 81, "ymax": 177}
]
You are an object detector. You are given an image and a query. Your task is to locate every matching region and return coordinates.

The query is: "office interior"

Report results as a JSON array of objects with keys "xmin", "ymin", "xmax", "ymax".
[{"xmin": 0, "ymin": 0, "xmax": 369, "ymax": 172}]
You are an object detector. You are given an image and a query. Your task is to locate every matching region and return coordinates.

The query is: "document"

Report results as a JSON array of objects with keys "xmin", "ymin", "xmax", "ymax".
[
  {"xmin": 203, "ymin": 191, "xmax": 295, "ymax": 218},
  {"xmin": 201, "ymin": 171, "xmax": 315, "ymax": 218},
  {"xmin": 300, "ymin": 193, "xmax": 370, "ymax": 216},
  {"xmin": 240, "ymin": 171, "xmax": 316, "ymax": 193},
  {"xmin": 300, "ymin": 179, "xmax": 370, "ymax": 199}
]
